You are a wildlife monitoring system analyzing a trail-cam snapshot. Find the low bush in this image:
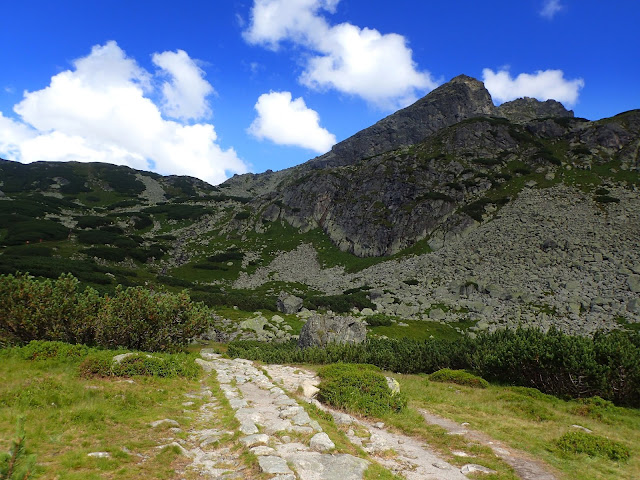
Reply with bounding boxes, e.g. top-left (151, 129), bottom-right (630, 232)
top-left (555, 431), bottom-right (630, 461)
top-left (303, 291), bottom-right (375, 313)
top-left (229, 327), bottom-right (640, 406)
top-left (79, 351), bottom-right (200, 378)
top-left (595, 195), bottom-right (620, 204)
top-left (95, 287), bottom-right (212, 352)
top-left (0, 274), bottom-right (213, 352)
top-left (429, 368), bottom-right (489, 388)
top-left (365, 315), bottom-right (393, 327)
top-left (317, 363), bottom-right (406, 417)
